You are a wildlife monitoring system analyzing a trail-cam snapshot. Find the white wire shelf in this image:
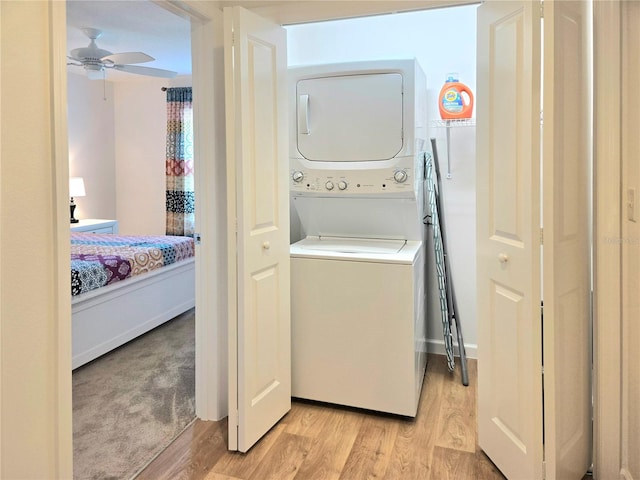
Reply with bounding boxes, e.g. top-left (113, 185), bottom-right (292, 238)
top-left (430, 118), bottom-right (476, 179)
top-left (431, 118), bottom-right (476, 128)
